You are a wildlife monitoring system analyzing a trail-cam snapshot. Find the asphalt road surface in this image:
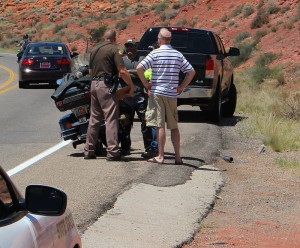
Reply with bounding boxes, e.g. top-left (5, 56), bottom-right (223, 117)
top-left (0, 53), bottom-right (224, 247)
